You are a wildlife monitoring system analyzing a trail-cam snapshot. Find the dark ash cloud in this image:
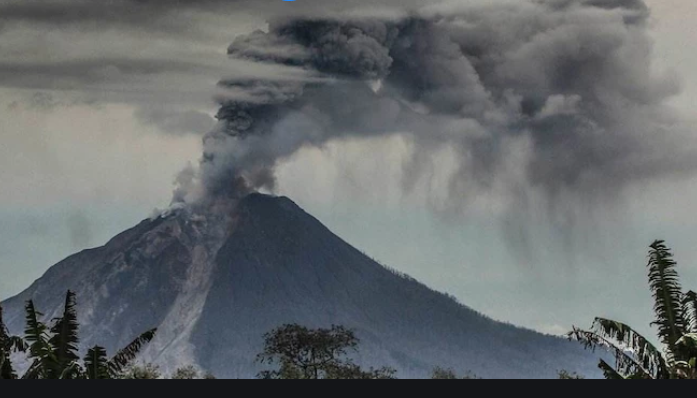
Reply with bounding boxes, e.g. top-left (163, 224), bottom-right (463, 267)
top-left (171, 0), bottom-right (692, 218)
top-left (0, 0), bottom-right (692, 224)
